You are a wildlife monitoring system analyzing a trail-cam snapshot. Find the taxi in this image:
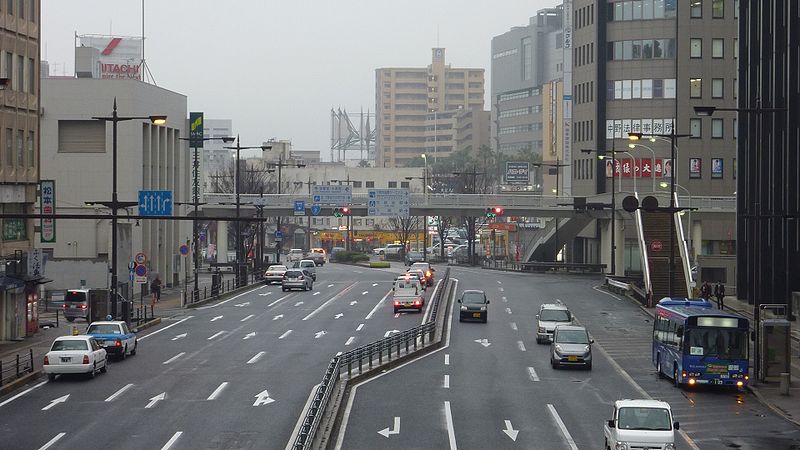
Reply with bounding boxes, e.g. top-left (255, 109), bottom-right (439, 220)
top-left (85, 319), bottom-right (138, 359)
